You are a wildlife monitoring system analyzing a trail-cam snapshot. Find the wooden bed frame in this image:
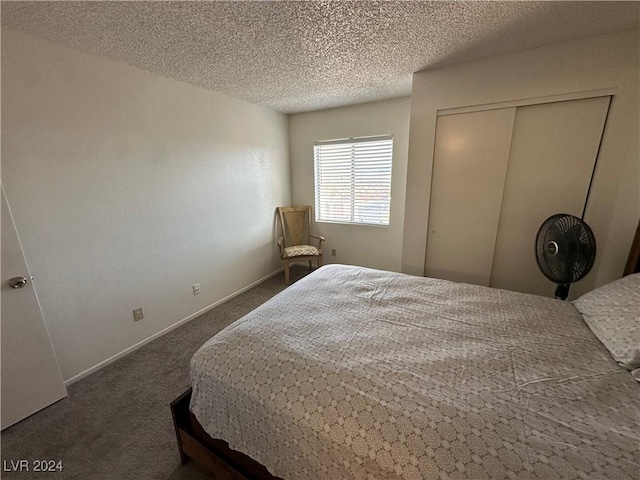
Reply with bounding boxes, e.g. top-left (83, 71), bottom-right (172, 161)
top-left (171, 388), bottom-right (280, 479)
top-left (623, 220), bottom-right (640, 276)
top-left (171, 219), bottom-right (640, 479)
